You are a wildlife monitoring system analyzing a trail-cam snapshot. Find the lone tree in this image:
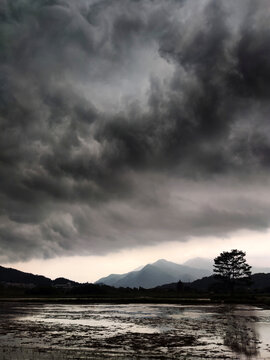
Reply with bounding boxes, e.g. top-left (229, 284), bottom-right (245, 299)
top-left (213, 249), bottom-right (252, 294)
